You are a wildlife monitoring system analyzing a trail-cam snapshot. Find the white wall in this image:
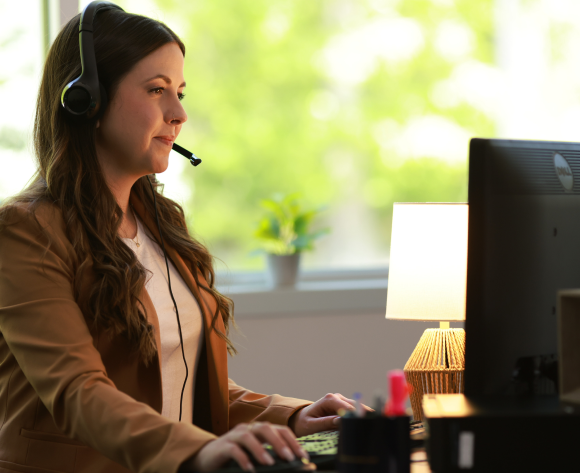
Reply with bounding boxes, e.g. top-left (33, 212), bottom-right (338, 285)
top-left (228, 310), bottom-right (463, 404)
